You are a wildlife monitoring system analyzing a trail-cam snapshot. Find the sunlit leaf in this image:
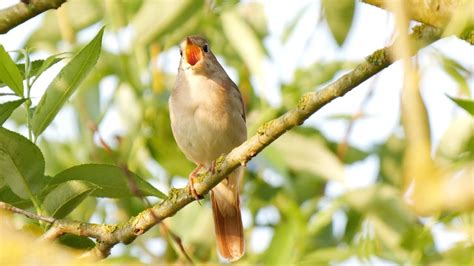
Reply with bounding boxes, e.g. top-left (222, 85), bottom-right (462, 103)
top-left (263, 195), bottom-right (305, 264)
top-left (446, 95), bottom-right (474, 115)
top-left (322, 0), bottom-right (356, 46)
top-left (50, 164), bottom-right (166, 198)
top-left (0, 186), bottom-right (32, 209)
top-left (270, 132), bottom-right (345, 181)
top-left (376, 135), bottom-right (405, 188)
top-left (300, 247), bottom-right (353, 264)
top-left (222, 9), bottom-right (266, 90)
top-left (31, 54), bottom-right (67, 81)
top-left (441, 55), bottom-right (470, 96)
top-left (238, 2), bottom-right (269, 39)
top-left (42, 180), bottom-right (97, 218)
top-left (169, 201), bottom-right (214, 245)
top-left (308, 200), bottom-right (342, 235)
top-left (132, 0), bottom-right (204, 46)
top-left (282, 5), bottom-right (309, 43)
top-left (435, 116), bottom-right (473, 163)
top-left (282, 61), bottom-right (354, 108)
top-left (0, 45), bottom-right (24, 96)
top-left (32, 27), bottom-right (104, 136)
top-left (0, 99), bottom-right (26, 125)
top-left (0, 127), bottom-right (45, 199)
top-left (344, 185), bottom-right (416, 248)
